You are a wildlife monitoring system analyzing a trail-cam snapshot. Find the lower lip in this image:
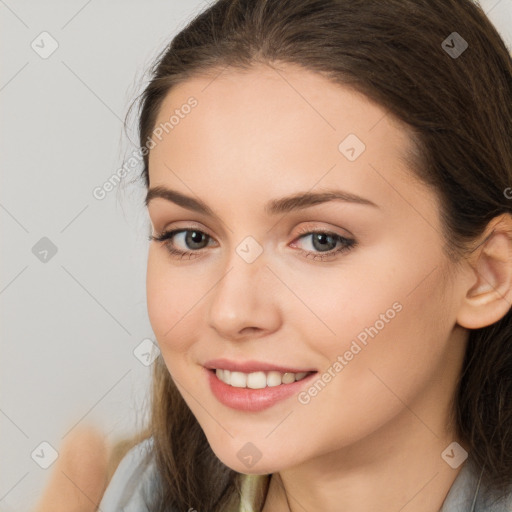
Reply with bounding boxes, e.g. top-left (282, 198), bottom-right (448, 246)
top-left (205, 368), bottom-right (317, 412)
